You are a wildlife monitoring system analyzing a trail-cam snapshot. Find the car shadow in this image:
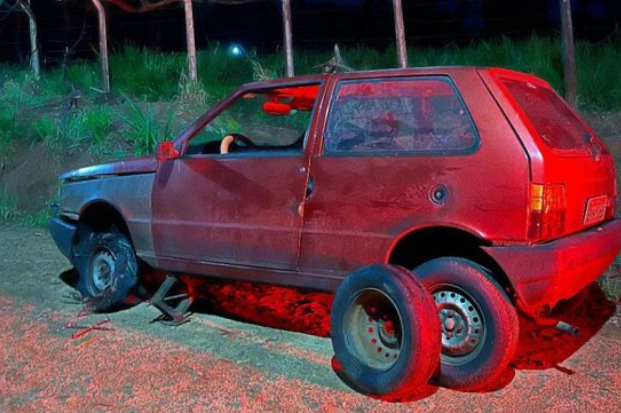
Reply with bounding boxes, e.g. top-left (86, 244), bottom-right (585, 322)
top-left (58, 269), bottom-right (617, 402)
